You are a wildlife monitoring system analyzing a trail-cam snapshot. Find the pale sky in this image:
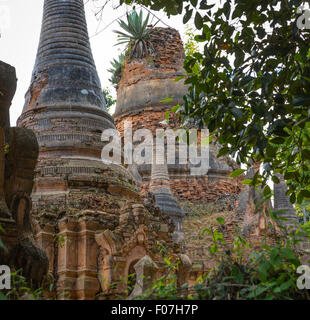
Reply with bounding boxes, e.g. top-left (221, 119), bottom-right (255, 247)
top-left (0, 0), bottom-right (187, 125)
